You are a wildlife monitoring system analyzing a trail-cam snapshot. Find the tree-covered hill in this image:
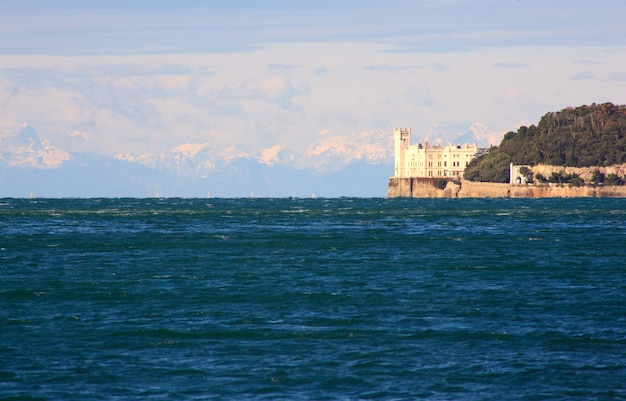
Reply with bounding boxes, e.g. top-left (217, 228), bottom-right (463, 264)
top-left (464, 103), bottom-right (626, 182)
